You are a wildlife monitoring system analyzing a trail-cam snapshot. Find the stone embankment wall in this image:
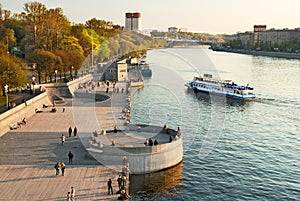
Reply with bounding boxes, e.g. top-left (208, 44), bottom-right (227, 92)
top-left (88, 125), bottom-right (183, 174)
top-left (0, 74), bottom-right (94, 137)
top-left (0, 92), bottom-right (51, 137)
top-left (43, 74), bottom-right (93, 100)
top-left (102, 138), bottom-right (183, 174)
